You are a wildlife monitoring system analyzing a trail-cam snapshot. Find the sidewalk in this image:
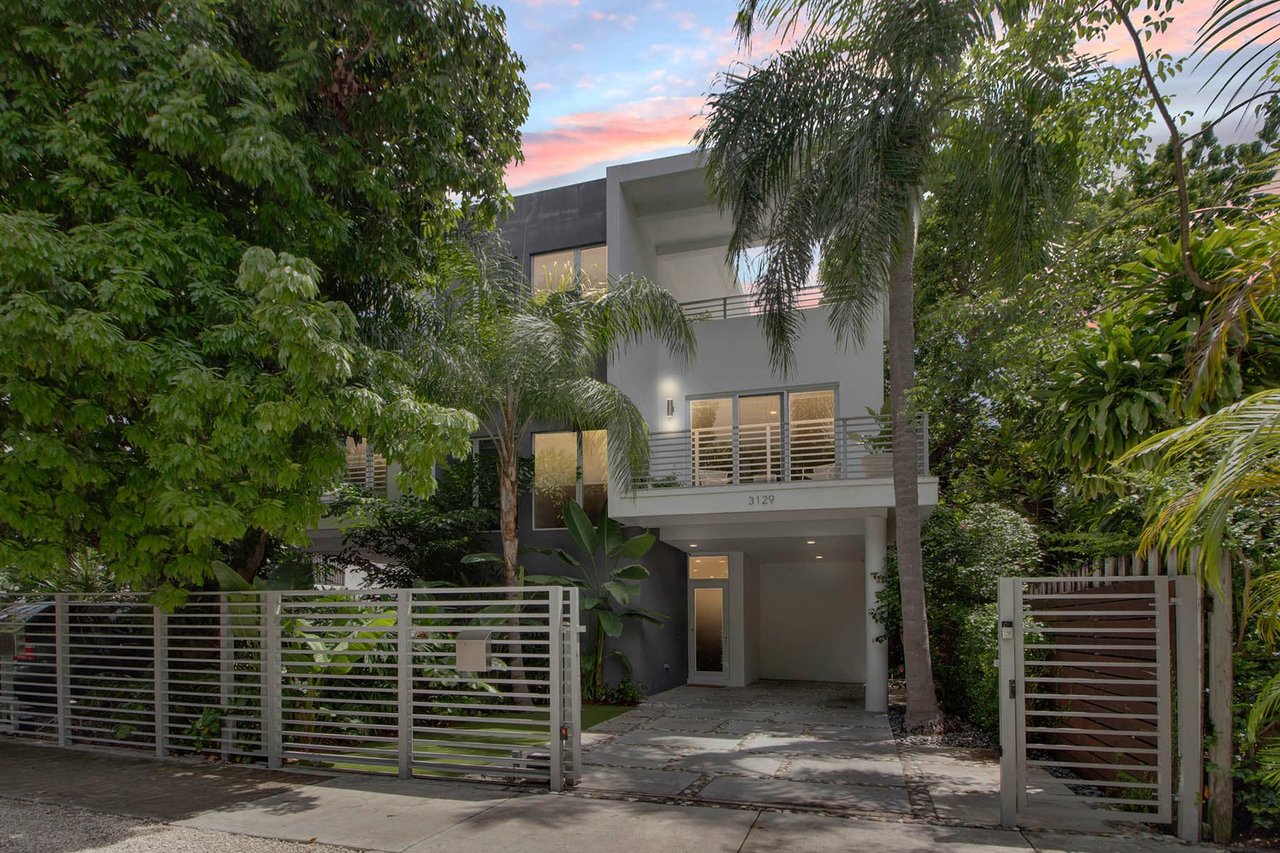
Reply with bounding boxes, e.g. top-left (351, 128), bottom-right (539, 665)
top-left (1, 739), bottom-right (1220, 853)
